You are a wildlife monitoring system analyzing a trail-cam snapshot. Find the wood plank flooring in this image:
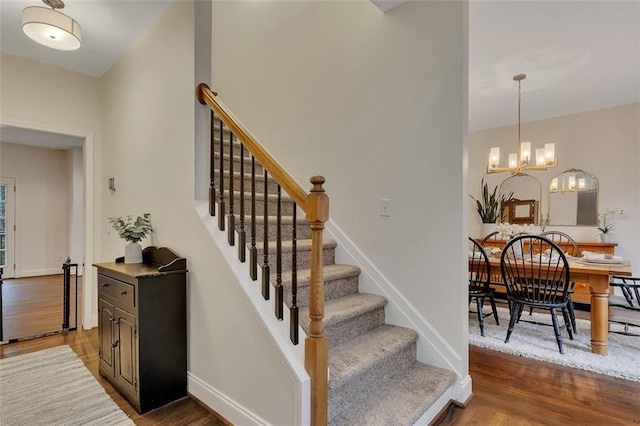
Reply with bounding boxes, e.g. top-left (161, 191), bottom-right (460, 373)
top-left (437, 344), bottom-right (640, 425)
top-left (0, 328), bottom-right (228, 425)
top-left (1, 274), bottom-right (81, 340)
top-left (2, 281), bottom-right (638, 425)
